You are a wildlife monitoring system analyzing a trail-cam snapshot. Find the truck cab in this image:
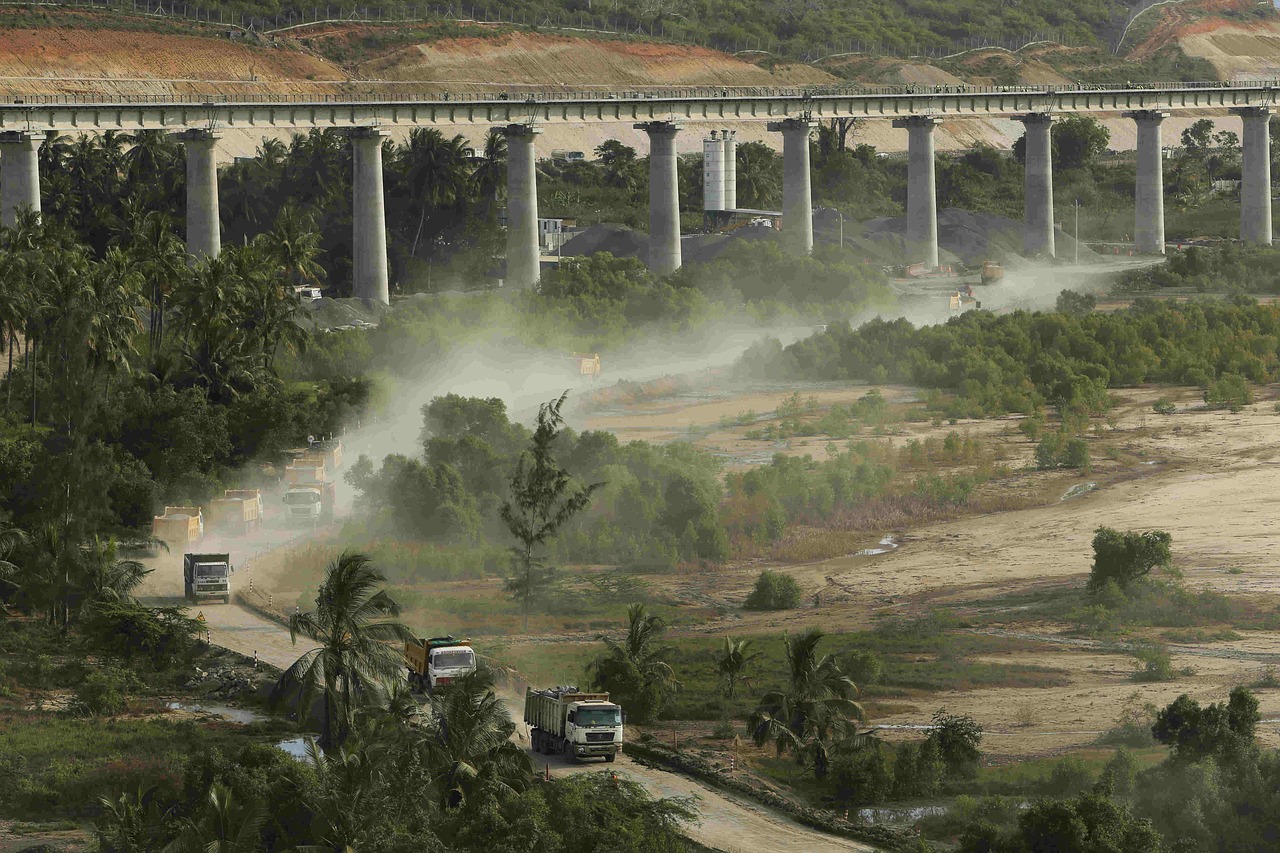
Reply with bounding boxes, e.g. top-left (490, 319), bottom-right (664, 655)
top-left (283, 482), bottom-right (334, 526)
top-left (565, 699), bottom-right (624, 760)
top-left (183, 553), bottom-right (232, 603)
top-left (428, 643), bottom-right (477, 689)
